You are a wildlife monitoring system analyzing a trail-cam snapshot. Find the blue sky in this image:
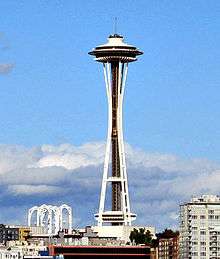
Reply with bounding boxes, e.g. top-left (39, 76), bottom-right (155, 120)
top-left (0, 1), bottom-right (220, 159)
top-left (1, 1), bottom-right (220, 229)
